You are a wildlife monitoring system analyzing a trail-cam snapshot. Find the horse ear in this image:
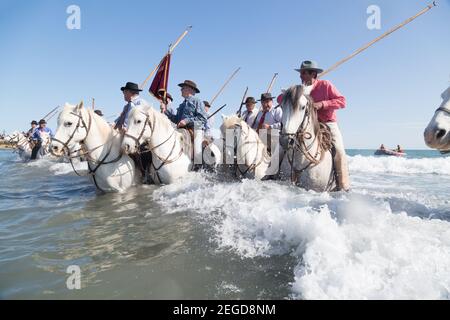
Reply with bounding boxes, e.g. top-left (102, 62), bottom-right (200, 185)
top-left (77, 101), bottom-right (84, 110)
top-left (221, 114), bottom-right (227, 121)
